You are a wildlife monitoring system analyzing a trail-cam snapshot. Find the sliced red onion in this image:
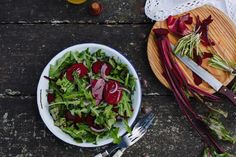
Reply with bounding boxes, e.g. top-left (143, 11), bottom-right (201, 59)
top-left (76, 68), bottom-right (81, 75)
top-left (109, 82), bottom-right (118, 94)
top-left (90, 126), bottom-right (105, 133)
top-left (86, 84), bottom-right (91, 90)
top-left (95, 99), bottom-right (101, 105)
top-left (116, 90), bottom-right (122, 103)
top-left (101, 63), bottom-right (108, 79)
top-left (91, 79), bottom-right (106, 105)
top-left (119, 87), bottom-right (130, 94)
